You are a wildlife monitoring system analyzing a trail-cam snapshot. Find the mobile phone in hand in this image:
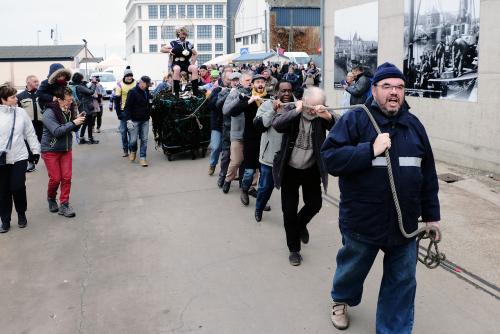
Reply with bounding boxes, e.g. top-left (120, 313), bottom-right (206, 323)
top-left (341, 80), bottom-right (347, 86)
